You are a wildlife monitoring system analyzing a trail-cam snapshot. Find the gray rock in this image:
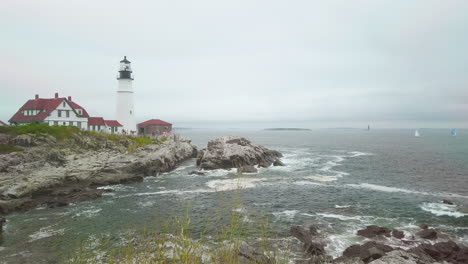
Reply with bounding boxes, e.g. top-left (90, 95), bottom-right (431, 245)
top-left (189, 170), bottom-right (205, 176)
top-left (11, 134), bottom-right (36, 147)
top-left (273, 159), bottom-right (285, 166)
top-left (369, 250), bottom-right (431, 264)
top-left (291, 225), bottom-right (326, 257)
top-left (341, 241), bottom-right (393, 263)
top-left (237, 241), bottom-right (272, 264)
top-left (417, 228), bottom-right (438, 240)
top-left (196, 136), bottom-right (283, 170)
